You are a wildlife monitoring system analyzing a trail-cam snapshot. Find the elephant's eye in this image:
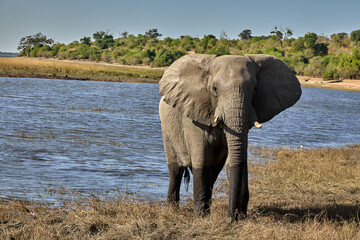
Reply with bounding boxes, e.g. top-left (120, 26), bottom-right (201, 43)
top-left (212, 86), bottom-right (218, 95)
